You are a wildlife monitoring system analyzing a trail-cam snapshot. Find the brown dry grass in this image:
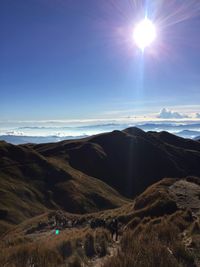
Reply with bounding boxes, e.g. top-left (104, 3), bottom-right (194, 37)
top-left (0, 226), bottom-right (111, 267)
top-left (103, 215), bottom-right (196, 267)
top-left (1, 177), bottom-right (200, 266)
